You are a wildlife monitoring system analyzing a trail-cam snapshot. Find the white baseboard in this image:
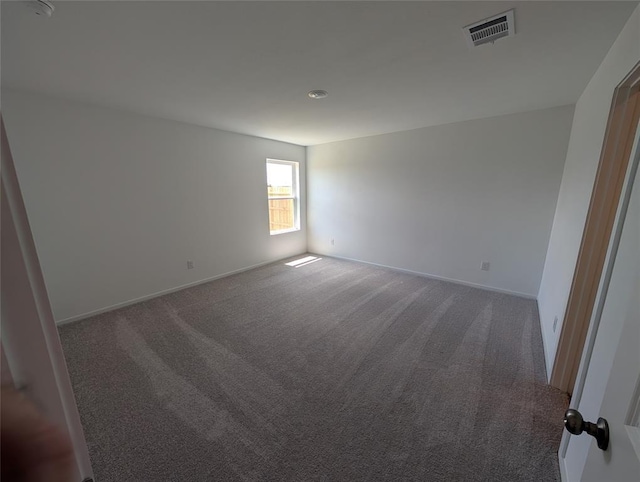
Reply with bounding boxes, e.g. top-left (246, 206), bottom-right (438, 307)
top-left (58, 251), bottom-right (536, 325)
top-left (558, 451), bottom-right (568, 482)
top-left (56, 253), bottom-right (307, 325)
top-left (314, 253), bottom-right (537, 300)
